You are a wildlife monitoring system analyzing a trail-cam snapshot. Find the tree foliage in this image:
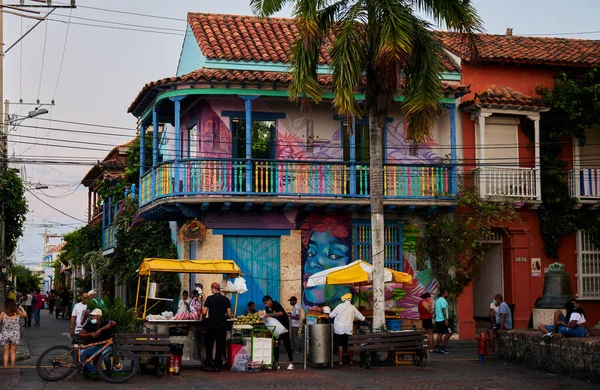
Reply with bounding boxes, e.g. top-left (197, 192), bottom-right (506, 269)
top-left (10, 264), bottom-right (42, 293)
top-left (418, 189), bottom-right (522, 298)
top-left (59, 224), bottom-right (102, 267)
top-left (1, 169), bottom-right (28, 259)
top-left (523, 68), bottom-right (600, 257)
